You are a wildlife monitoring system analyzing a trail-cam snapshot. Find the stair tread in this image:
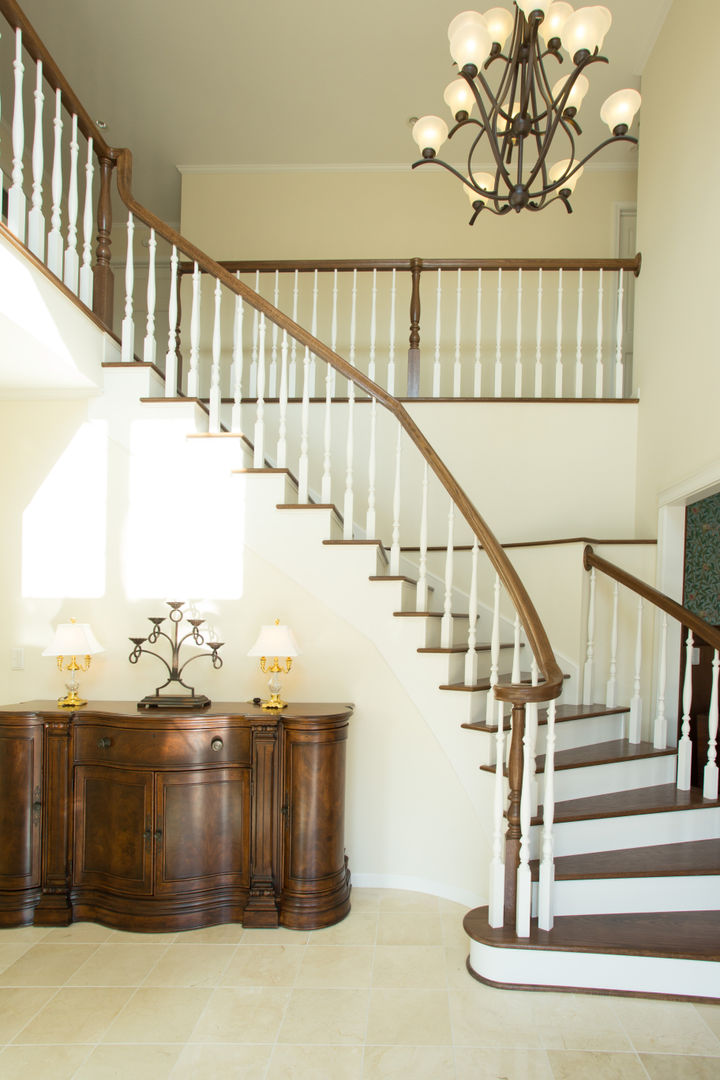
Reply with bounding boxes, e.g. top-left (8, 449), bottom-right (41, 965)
top-left (530, 838), bottom-right (720, 881)
top-left (463, 702), bottom-right (630, 733)
top-left (322, 539), bottom-right (389, 564)
top-left (442, 671), bottom-right (553, 693)
top-left (277, 501), bottom-right (344, 524)
top-left (394, 611), bottom-right (469, 619)
top-left (534, 783), bottom-right (720, 825)
top-left (418, 643), bottom-right (513, 655)
top-left (535, 739), bottom-right (676, 773)
top-left (464, 905), bottom-right (720, 962)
